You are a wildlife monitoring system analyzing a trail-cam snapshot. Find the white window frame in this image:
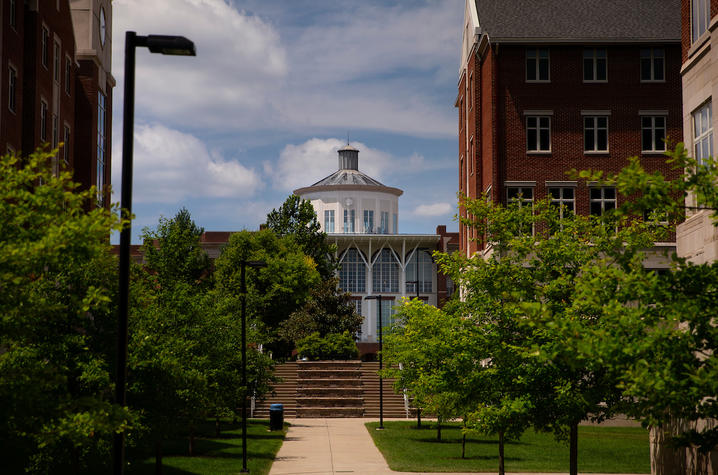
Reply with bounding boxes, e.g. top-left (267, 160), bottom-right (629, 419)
top-left (640, 48), bottom-right (665, 82)
top-left (380, 211), bottom-right (389, 234)
top-left (41, 25), bottom-right (49, 69)
top-left (583, 115), bottom-right (609, 153)
top-left (343, 209), bottom-right (355, 233)
top-left (583, 48), bottom-right (607, 82)
top-left (526, 115), bottom-right (551, 153)
top-left (40, 99), bottom-right (48, 142)
top-left (53, 39), bottom-right (61, 83)
top-left (65, 55), bottom-right (72, 95)
top-left (9, 0), bottom-right (16, 30)
top-left (590, 187), bottom-right (617, 216)
top-left (693, 102), bottom-right (714, 165)
top-left (8, 65), bottom-right (17, 113)
top-left (363, 209), bottom-right (374, 233)
top-left (641, 114), bottom-right (667, 153)
top-left (526, 48), bottom-right (550, 82)
top-left (339, 249), bottom-right (366, 293)
top-left (692, 0), bottom-right (710, 44)
top-left (324, 210), bottom-right (335, 233)
top-left (406, 249), bottom-right (433, 294)
top-left (506, 185), bottom-right (535, 235)
top-left (63, 124), bottom-right (71, 165)
top-left (372, 248), bottom-right (399, 293)
top-left (548, 186), bottom-right (576, 220)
